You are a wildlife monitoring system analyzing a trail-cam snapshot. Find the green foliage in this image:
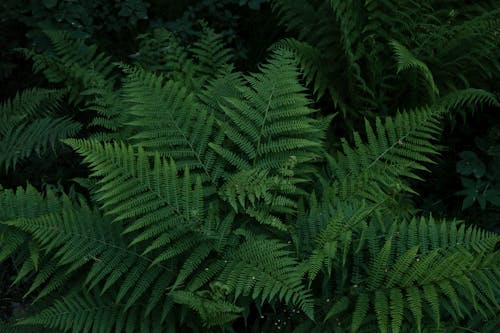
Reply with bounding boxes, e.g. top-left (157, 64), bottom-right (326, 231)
top-left (0, 88), bottom-right (81, 172)
top-left (3, 0), bottom-right (148, 37)
top-left (456, 127), bottom-right (500, 210)
top-left (1, 10), bottom-right (499, 333)
top-left (133, 26), bottom-right (233, 91)
top-left (158, 0), bottom-right (266, 43)
top-left (271, 0), bottom-right (500, 123)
